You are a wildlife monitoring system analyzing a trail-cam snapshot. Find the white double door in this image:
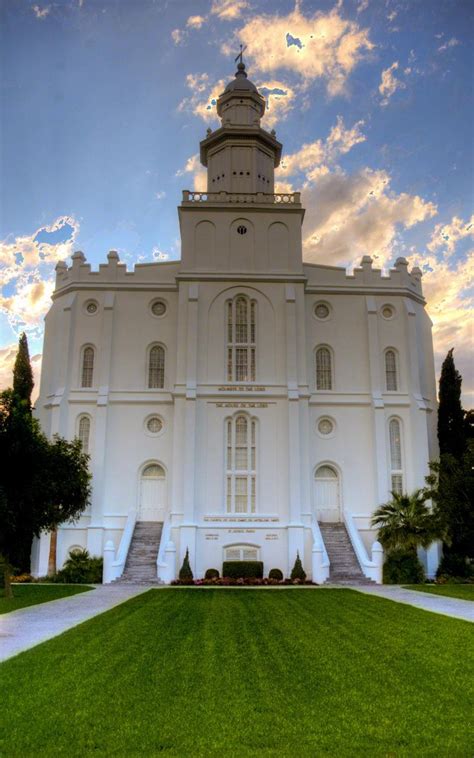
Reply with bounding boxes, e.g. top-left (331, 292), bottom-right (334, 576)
top-left (314, 465), bottom-right (341, 523)
top-left (139, 464), bottom-right (166, 522)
